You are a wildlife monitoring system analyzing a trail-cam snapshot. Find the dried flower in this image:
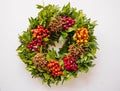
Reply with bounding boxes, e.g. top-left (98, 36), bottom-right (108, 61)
top-left (33, 53), bottom-right (48, 70)
top-left (68, 44), bottom-right (84, 59)
top-left (49, 16), bottom-right (63, 33)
